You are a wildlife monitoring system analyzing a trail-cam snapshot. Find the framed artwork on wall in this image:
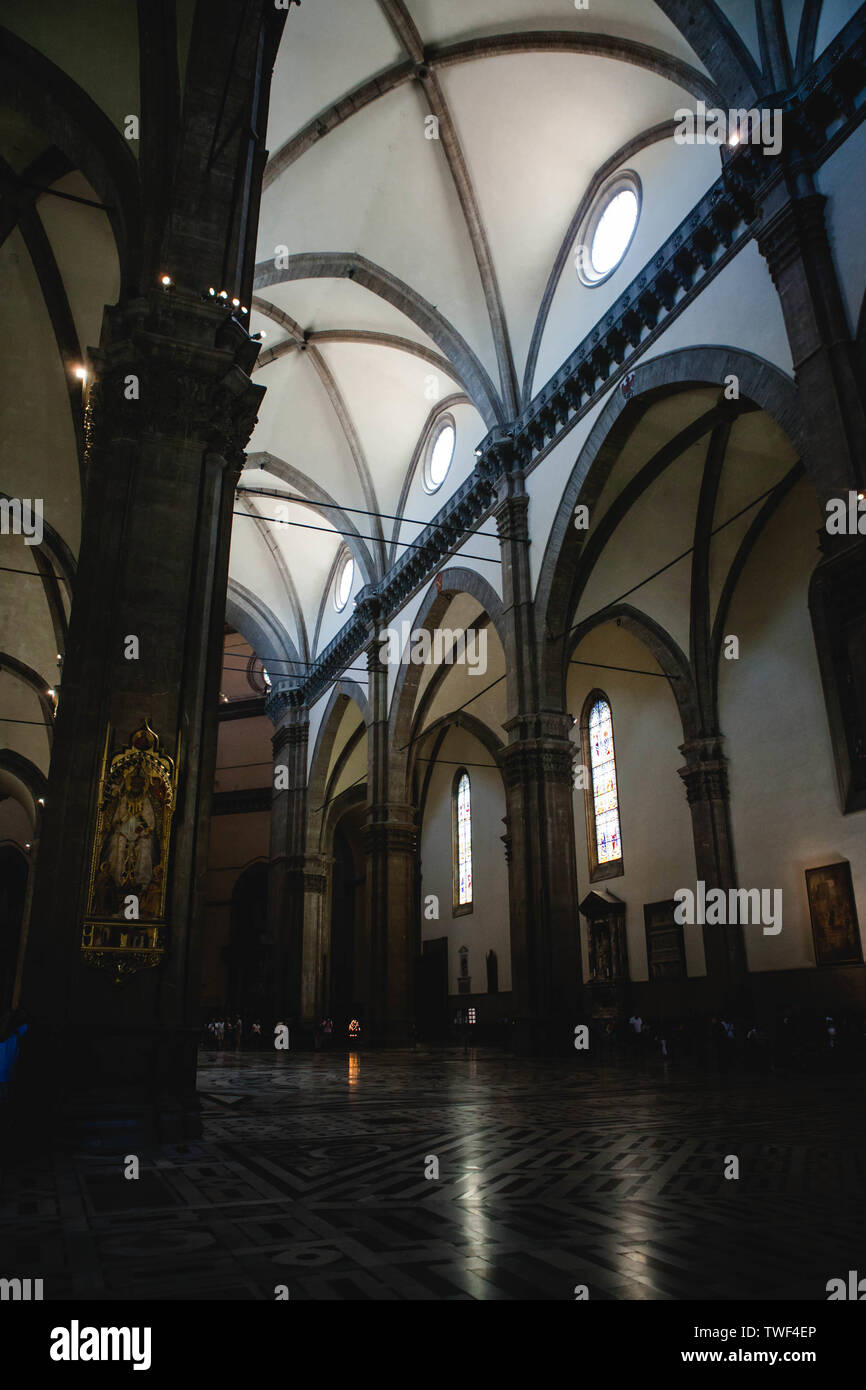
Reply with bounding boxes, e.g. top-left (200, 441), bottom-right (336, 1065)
top-left (644, 900), bottom-right (687, 980)
top-left (805, 861), bottom-right (862, 966)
